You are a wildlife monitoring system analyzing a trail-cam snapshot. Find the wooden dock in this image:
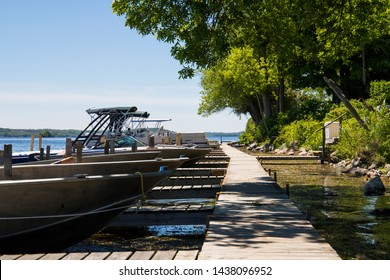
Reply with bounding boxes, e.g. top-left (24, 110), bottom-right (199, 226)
top-left (0, 145), bottom-right (340, 260)
top-left (197, 144), bottom-right (340, 260)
